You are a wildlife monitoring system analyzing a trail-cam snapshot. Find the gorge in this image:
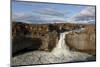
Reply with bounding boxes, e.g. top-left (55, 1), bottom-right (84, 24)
top-left (12, 22), bottom-right (96, 65)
